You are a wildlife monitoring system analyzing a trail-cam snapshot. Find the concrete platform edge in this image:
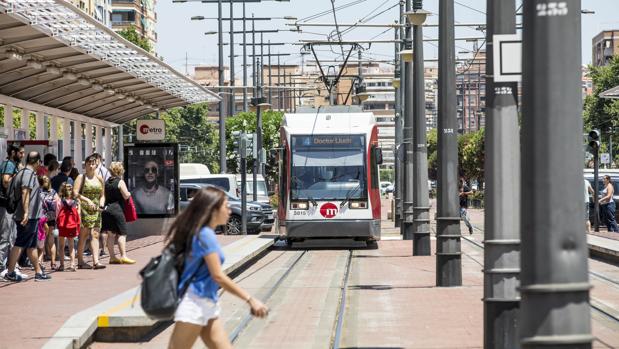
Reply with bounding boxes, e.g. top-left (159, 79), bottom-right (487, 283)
top-left (41, 235), bottom-right (274, 349)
